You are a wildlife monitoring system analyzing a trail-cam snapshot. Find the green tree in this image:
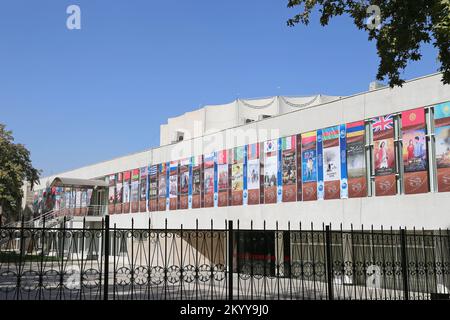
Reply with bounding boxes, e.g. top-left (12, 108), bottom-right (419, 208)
top-left (0, 124), bottom-right (40, 223)
top-left (287, 0), bottom-right (450, 87)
